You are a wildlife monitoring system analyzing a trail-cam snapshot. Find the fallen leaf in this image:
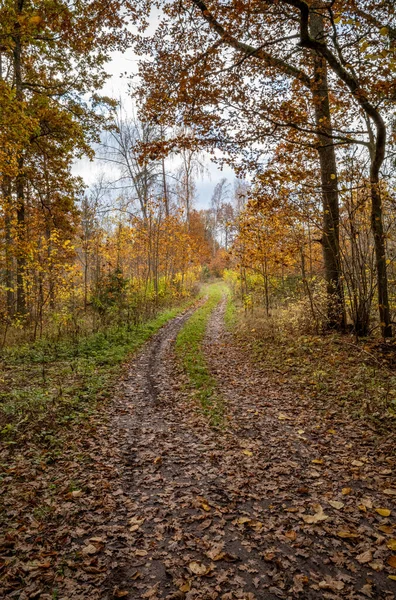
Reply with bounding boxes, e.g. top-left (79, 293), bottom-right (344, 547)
top-left (312, 459), bottom-right (323, 465)
top-left (329, 501), bottom-right (344, 510)
top-left (387, 539), bottom-right (396, 551)
top-left (388, 575), bottom-right (396, 581)
top-left (369, 561), bottom-right (383, 571)
top-left (210, 552), bottom-right (225, 561)
top-left (327, 429), bottom-right (336, 434)
top-left (129, 516), bottom-right (145, 532)
top-left (360, 583), bottom-right (373, 597)
top-left (302, 504), bottom-right (329, 524)
top-left (379, 525), bottom-right (393, 534)
top-left (352, 460), bottom-right (364, 467)
top-left (278, 413), bottom-right (290, 420)
top-left (356, 550), bottom-right (372, 564)
top-left (179, 582), bottom-right (191, 592)
top-left (199, 519), bottom-right (212, 530)
top-left (82, 544), bottom-right (98, 555)
top-left (375, 508), bottom-right (391, 517)
top-left (285, 530), bottom-right (297, 541)
top-left (235, 516), bottom-right (251, 526)
top-left (297, 429), bottom-right (305, 435)
top-left (207, 543), bottom-right (224, 560)
top-left (189, 561), bottom-right (210, 576)
top-left (114, 591), bottom-right (129, 598)
top-left (337, 530), bottom-right (359, 539)
top-left (142, 585), bottom-right (159, 599)
top-left (318, 577), bottom-right (345, 591)
top-left (222, 552), bottom-right (239, 562)
top-left (71, 490), bottom-right (83, 498)
top-left (89, 537), bottom-right (104, 543)
top-left (388, 556), bottom-right (396, 569)
top-left (361, 498), bottom-right (373, 509)
top-left (293, 574), bottom-right (309, 592)
top-left (308, 469), bottom-right (321, 478)
top-left (384, 489), bottom-right (396, 496)
top-left (342, 487), bottom-right (352, 495)
top-left (201, 502), bottom-right (211, 512)
top-left (248, 520), bottom-right (263, 531)
top-left (242, 449), bottom-right (253, 457)
top-left (135, 549), bottom-right (148, 557)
